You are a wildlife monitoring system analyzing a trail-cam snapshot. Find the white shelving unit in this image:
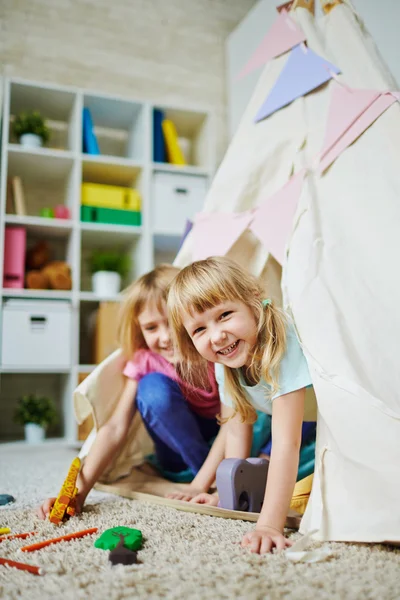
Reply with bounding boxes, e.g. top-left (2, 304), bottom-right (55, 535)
top-left (0, 77), bottom-right (215, 443)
